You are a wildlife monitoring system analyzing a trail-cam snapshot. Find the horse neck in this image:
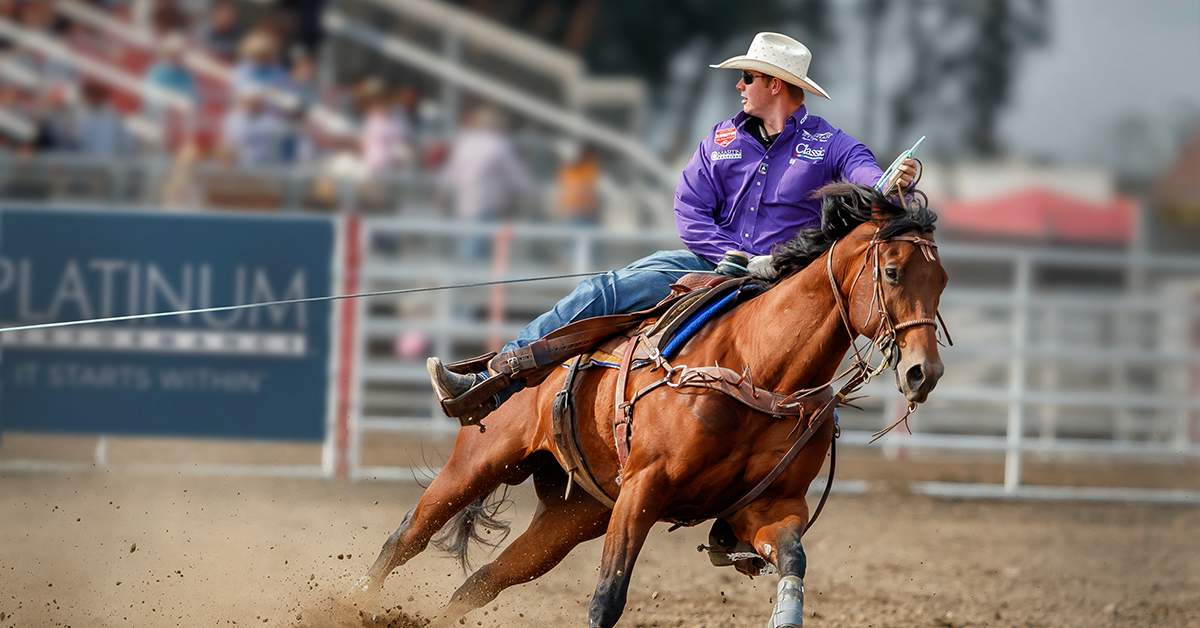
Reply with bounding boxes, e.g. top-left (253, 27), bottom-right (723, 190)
top-left (719, 244), bottom-right (866, 393)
